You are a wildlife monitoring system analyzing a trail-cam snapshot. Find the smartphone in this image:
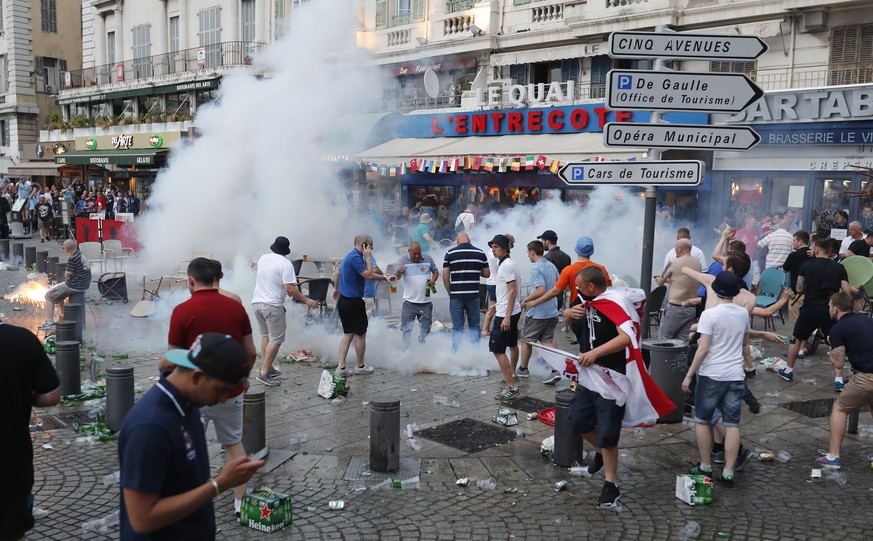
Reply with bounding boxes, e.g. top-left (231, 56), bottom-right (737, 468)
top-left (250, 446), bottom-right (270, 461)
